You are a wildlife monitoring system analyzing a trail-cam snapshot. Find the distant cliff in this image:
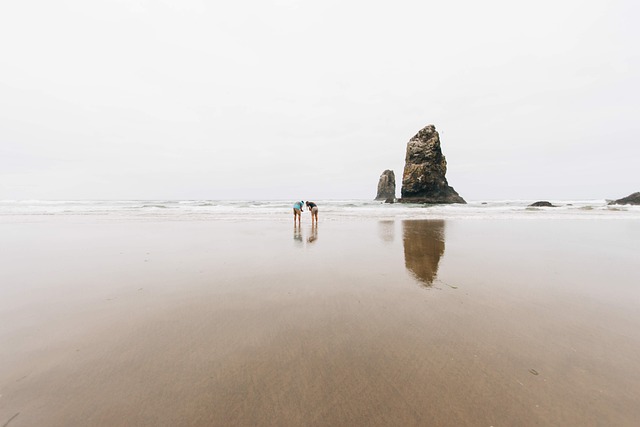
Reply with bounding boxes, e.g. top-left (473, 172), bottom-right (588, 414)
top-left (375, 170), bottom-right (396, 201)
top-left (400, 125), bottom-right (465, 204)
